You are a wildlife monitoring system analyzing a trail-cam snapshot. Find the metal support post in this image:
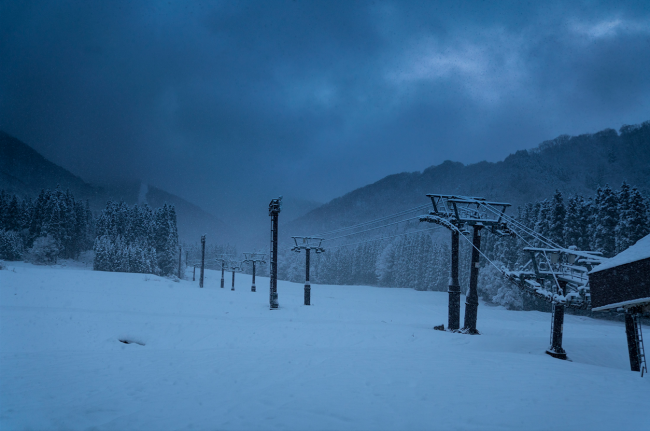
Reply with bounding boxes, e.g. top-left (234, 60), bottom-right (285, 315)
top-left (252, 261), bottom-right (256, 292)
top-left (231, 269), bottom-right (235, 291)
top-left (269, 197), bottom-right (281, 309)
top-left (547, 303), bottom-right (567, 359)
top-left (448, 229), bottom-right (461, 330)
top-left (463, 225), bottom-right (482, 334)
top-left (546, 280), bottom-right (567, 359)
top-left (304, 248), bottom-right (311, 305)
top-left (193, 265), bottom-right (196, 281)
top-left (178, 246), bottom-right (182, 279)
top-left (625, 312), bottom-right (641, 372)
top-left (270, 212), bottom-right (279, 308)
top-left (199, 235), bottom-right (205, 288)
top-left (243, 253), bottom-right (265, 292)
top-left (221, 262), bottom-right (225, 288)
